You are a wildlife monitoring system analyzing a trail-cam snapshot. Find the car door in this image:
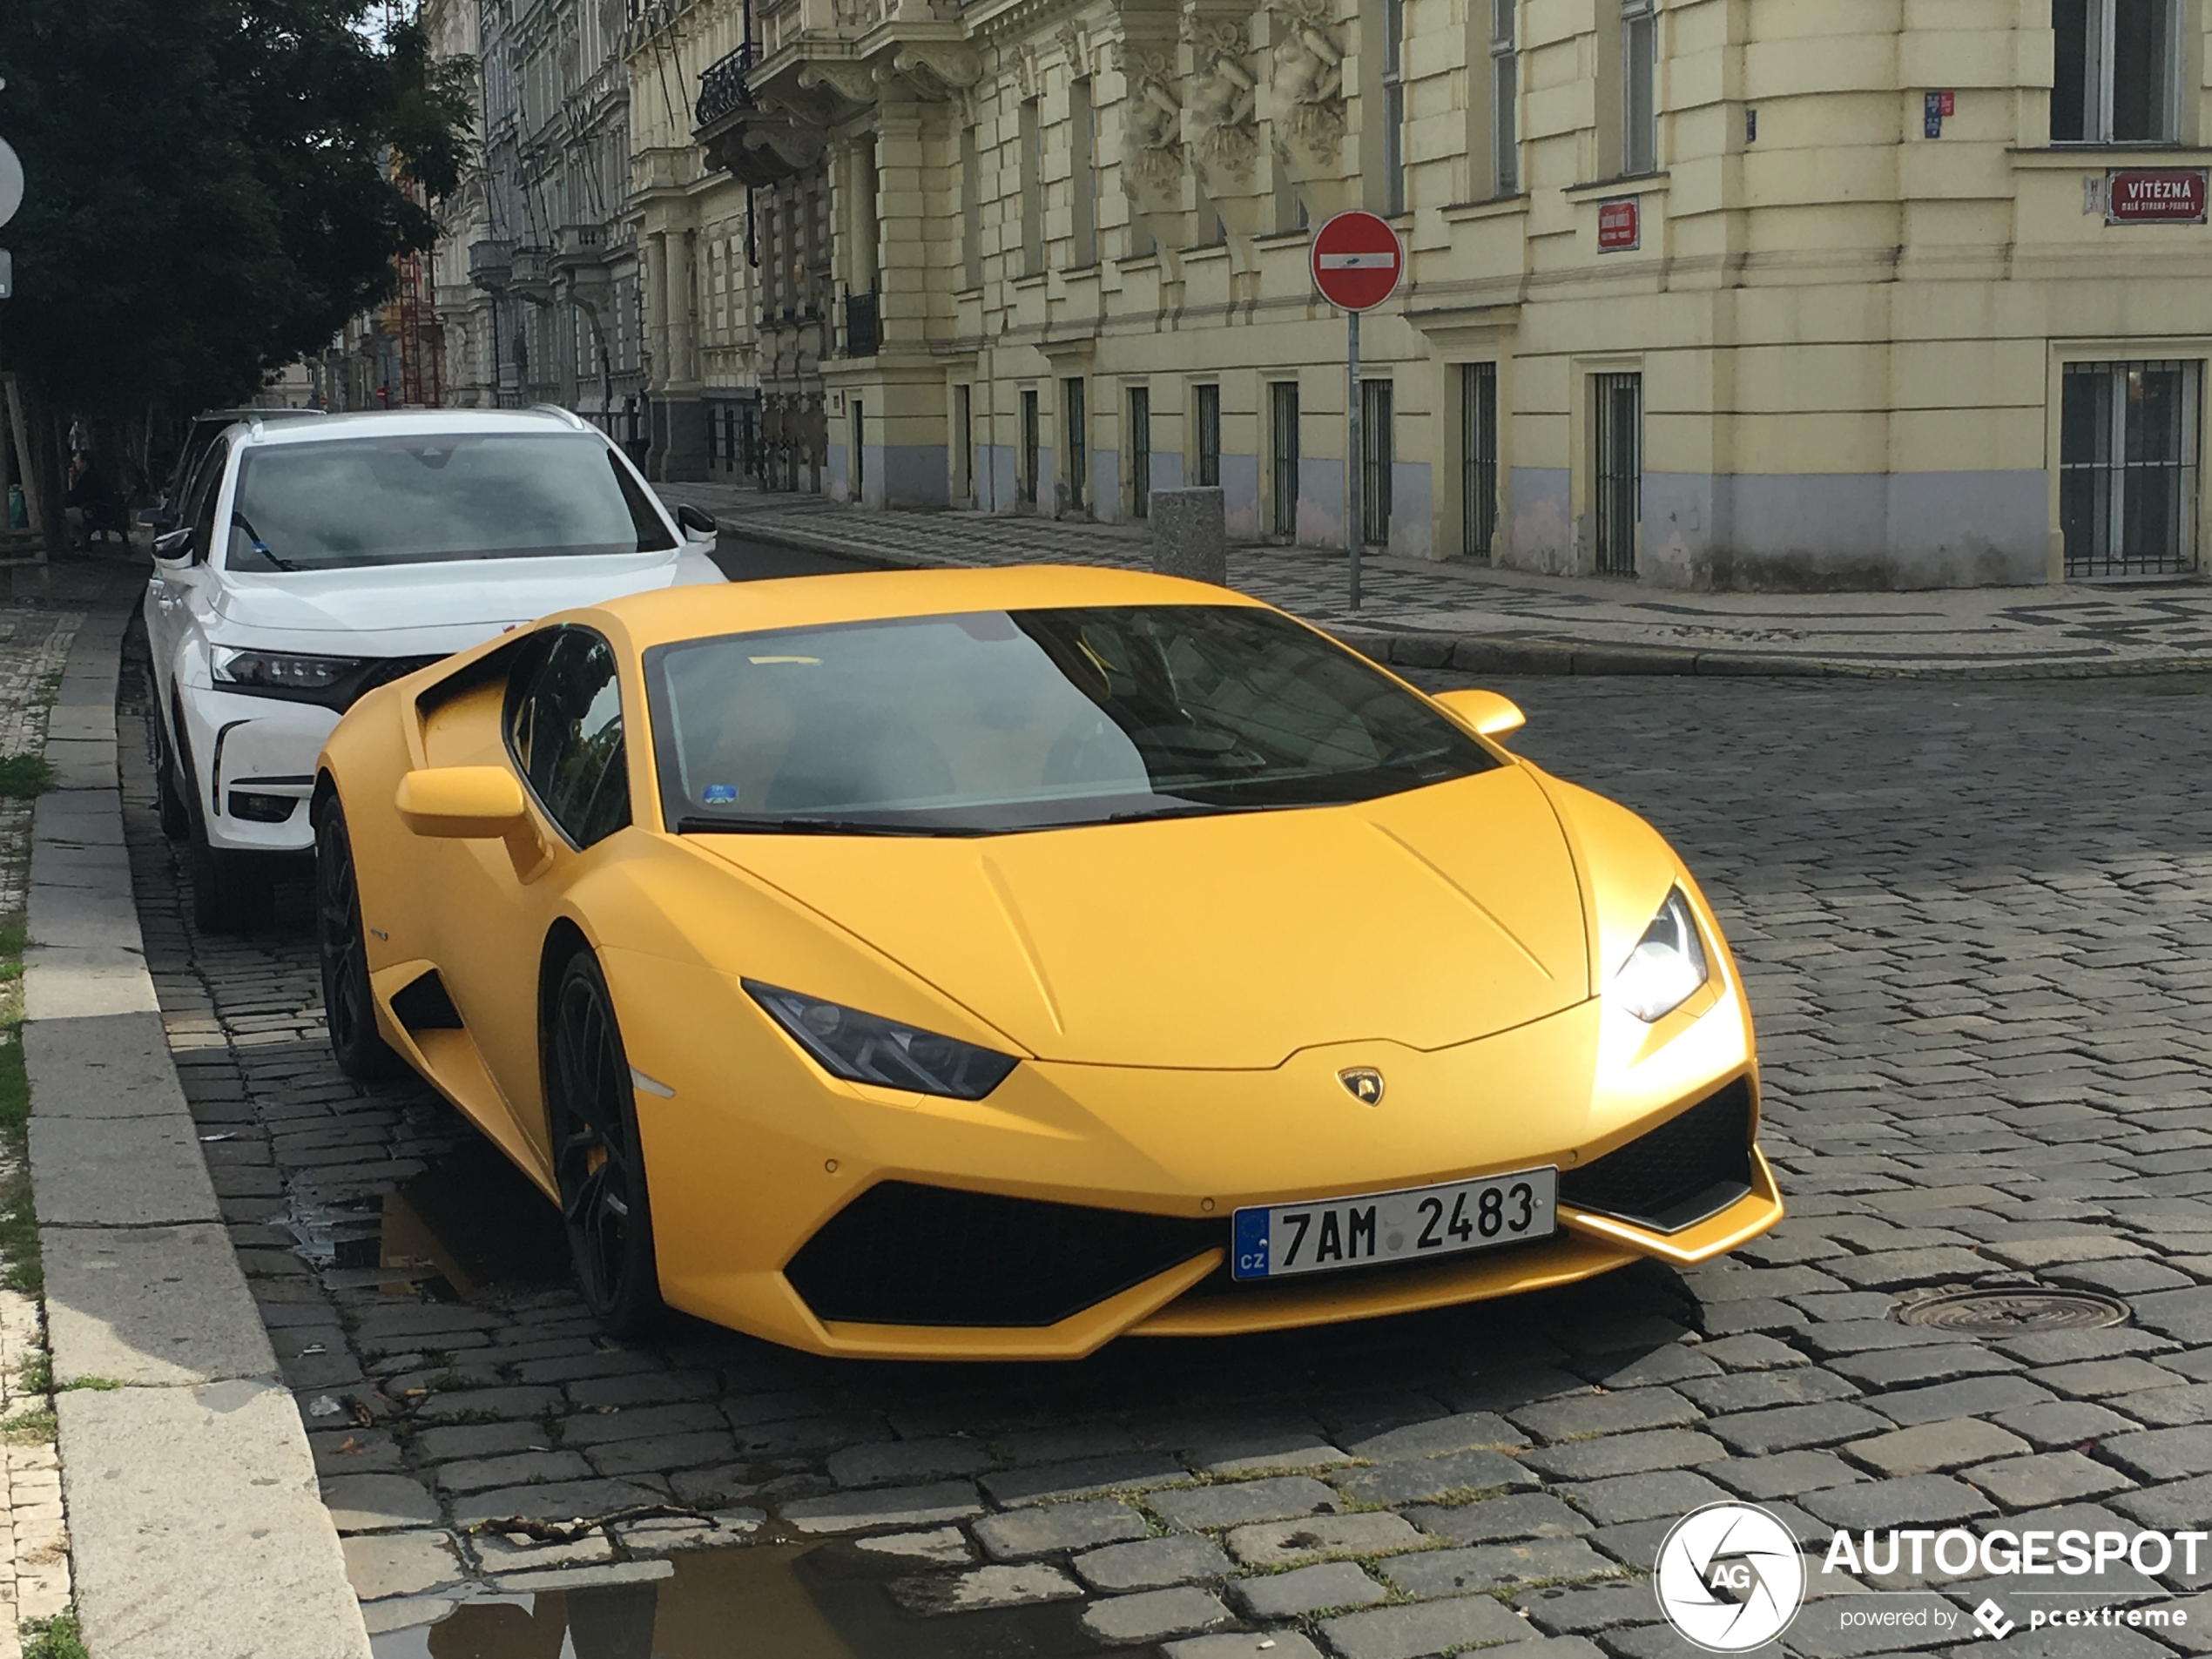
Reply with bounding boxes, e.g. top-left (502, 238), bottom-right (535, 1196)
top-left (423, 625), bottom-right (634, 1169)
top-left (149, 438), bottom-right (231, 741)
